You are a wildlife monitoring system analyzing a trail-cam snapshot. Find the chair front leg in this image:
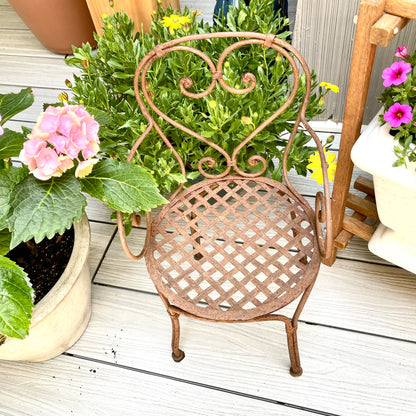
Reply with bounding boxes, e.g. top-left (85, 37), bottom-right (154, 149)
top-left (168, 310), bottom-right (185, 362)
